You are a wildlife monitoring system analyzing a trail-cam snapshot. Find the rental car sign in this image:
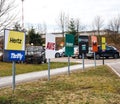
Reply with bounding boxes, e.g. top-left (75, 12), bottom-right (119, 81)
top-left (45, 34), bottom-right (55, 59)
top-left (4, 29), bottom-right (25, 61)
